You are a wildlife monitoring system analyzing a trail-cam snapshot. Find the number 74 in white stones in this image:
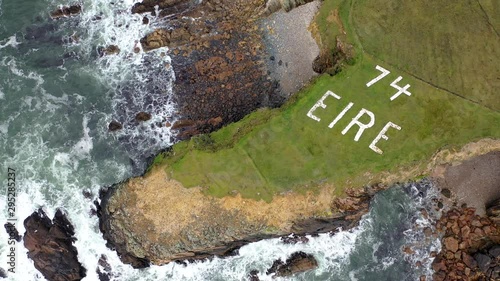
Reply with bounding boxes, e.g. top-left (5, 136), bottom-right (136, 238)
top-left (366, 65), bottom-right (412, 101)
